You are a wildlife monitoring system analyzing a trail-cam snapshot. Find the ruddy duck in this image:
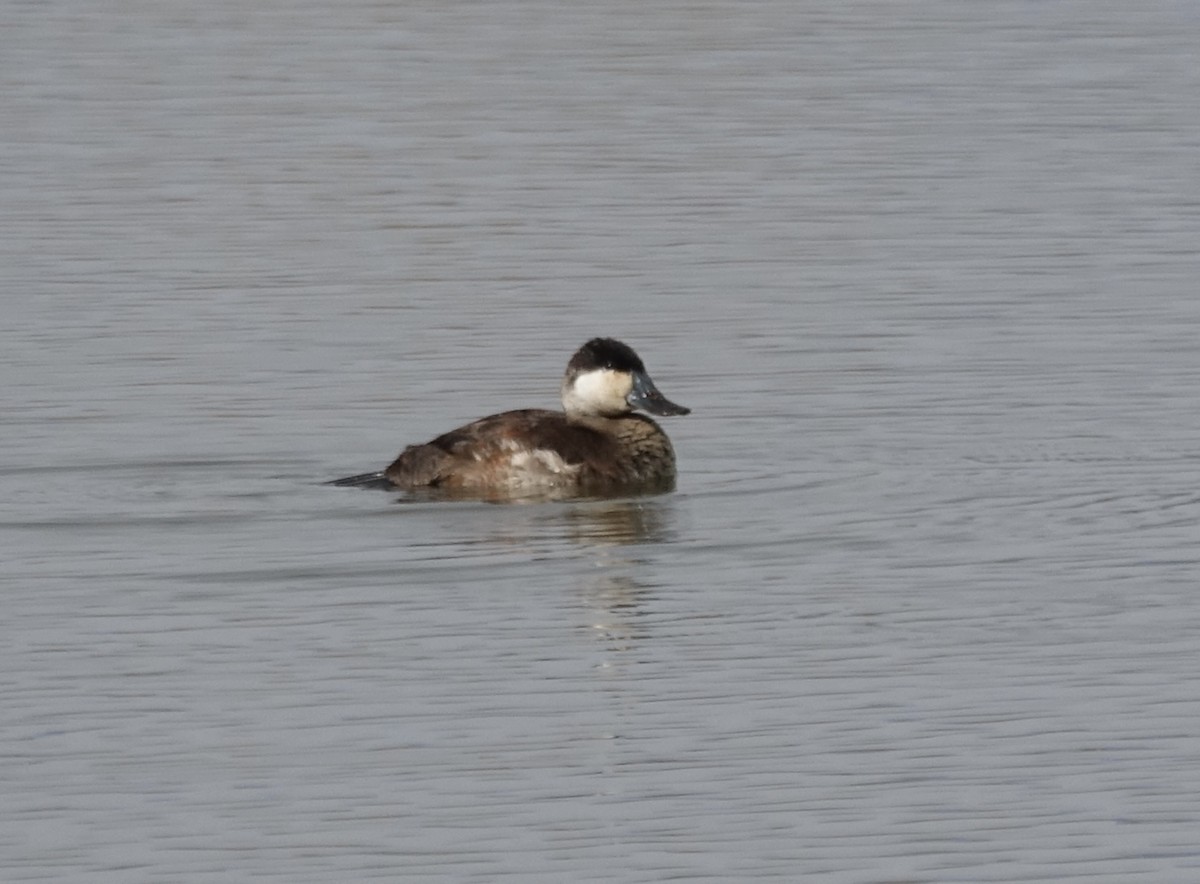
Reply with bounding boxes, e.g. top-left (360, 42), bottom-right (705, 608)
top-left (329, 338), bottom-right (690, 499)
